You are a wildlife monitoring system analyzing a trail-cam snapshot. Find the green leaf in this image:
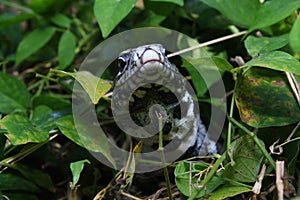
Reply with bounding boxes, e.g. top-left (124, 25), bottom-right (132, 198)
top-left (52, 70), bottom-right (111, 104)
top-left (222, 135), bottom-right (264, 182)
top-left (70, 159), bottom-right (91, 185)
top-left (58, 31), bottom-right (76, 69)
top-left (148, 0), bottom-right (184, 6)
top-left (208, 186), bottom-right (252, 200)
top-left (0, 72), bottom-right (30, 114)
top-left (74, 71), bottom-right (111, 104)
top-left (235, 67), bottom-right (300, 128)
top-left (55, 115), bottom-right (84, 147)
top-left (0, 13), bottom-right (36, 30)
top-left (50, 13), bottom-right (71, 28)
top-left (56, 115), bottom-right (115, 167)
top-left (32, 95), bottom-right (71, 111)
top-left (178, 37), bottom-right (227, 96)
top-left (0, 114), bottom-right (49, 145)
top-left (244, 51), bottom-right (300, 75)
top-left (245, 34), bottom-right (289, 57)
top-left (0, 129), bottom-right (7, 133)
top-left (31, 105), bottom-right (70, 130)
top-left (94, 0), bottom-right (137, 38)
top-left (0, 172), bottom-right (40, 192)
top-left (249, 0), bottom-right (300, 32)
top-left (16, 27), bottom-right (56, 65)
top-left (28, 0), bottom-right (56, 13)
top-left (201, 0), bottom-right (261, 27)
top-left (12, 164), bottom-right (56, 192)
top-left (175, 161), bottom-right (224, 198)
top-left (211, 56), bottom-right (234, 72)
top-left (3, 193), bottom-right (38, 200)
top-left (290, 16), bottom-right (300, 55)
top-left (183, 57), bottom-right (226, 96)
